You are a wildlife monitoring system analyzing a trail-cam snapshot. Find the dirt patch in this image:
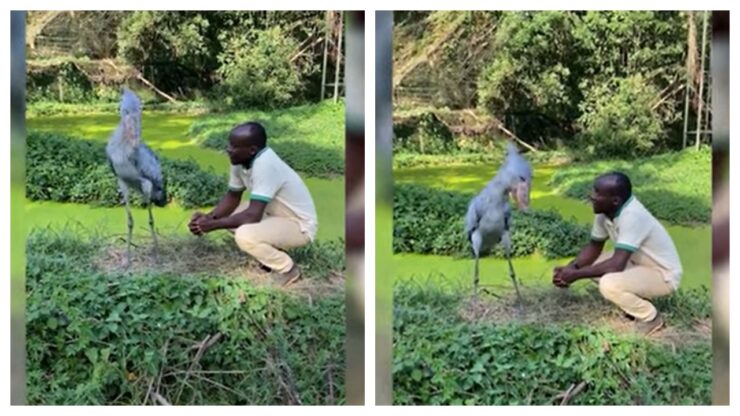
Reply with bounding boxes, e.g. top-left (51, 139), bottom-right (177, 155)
top-left (95, 234), bottom-right (344, 298)
top-left (459, 285), bottom-right (711, 346)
